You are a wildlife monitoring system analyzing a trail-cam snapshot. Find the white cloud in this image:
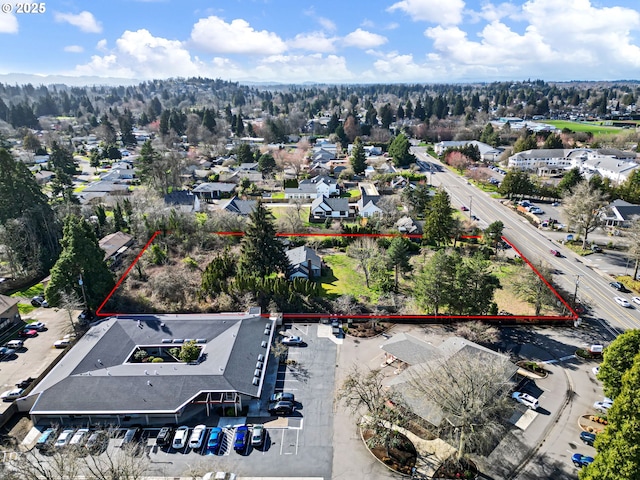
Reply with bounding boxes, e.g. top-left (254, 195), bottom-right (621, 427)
top-left (54, 11), bottom-right (102, 33)
top-left (253, 54), bottom-right (354, 83)
top-left (190, 16), bottom-right (287, 55)
top-left (72, 29), bottom-right (203, 78)
top-left (0, 12), bottom-right (18, 33)
top-left (64, 45), bottom-right (84, 53)
top-left (287, 32), bottom-right (337, 52)
top-left (363, 51), bottom-right (446, 82)
top-left (387, 0), bottom-right (465, 26)
top-left (96, 39), bottom-right (108, 52)
top-left (318, 17), bottom-right (337, 32)
top-left (471, 2), bottom-right (520, 23)
top-left (343, 29), bottom-right (388, 49)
